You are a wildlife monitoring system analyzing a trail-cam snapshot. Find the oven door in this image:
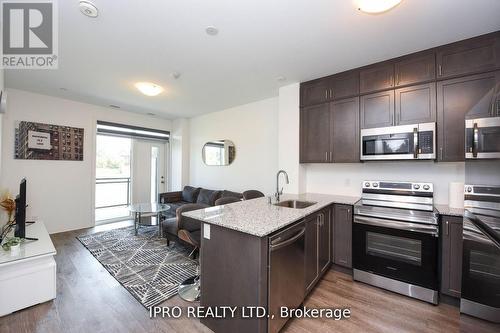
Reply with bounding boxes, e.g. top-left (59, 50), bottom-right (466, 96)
top-left (461, 218), bottom-right (500, 322)
top-left (353, 216), bottom-right (439, 290)
top-left (466, 117), bottom-right (500, 159)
